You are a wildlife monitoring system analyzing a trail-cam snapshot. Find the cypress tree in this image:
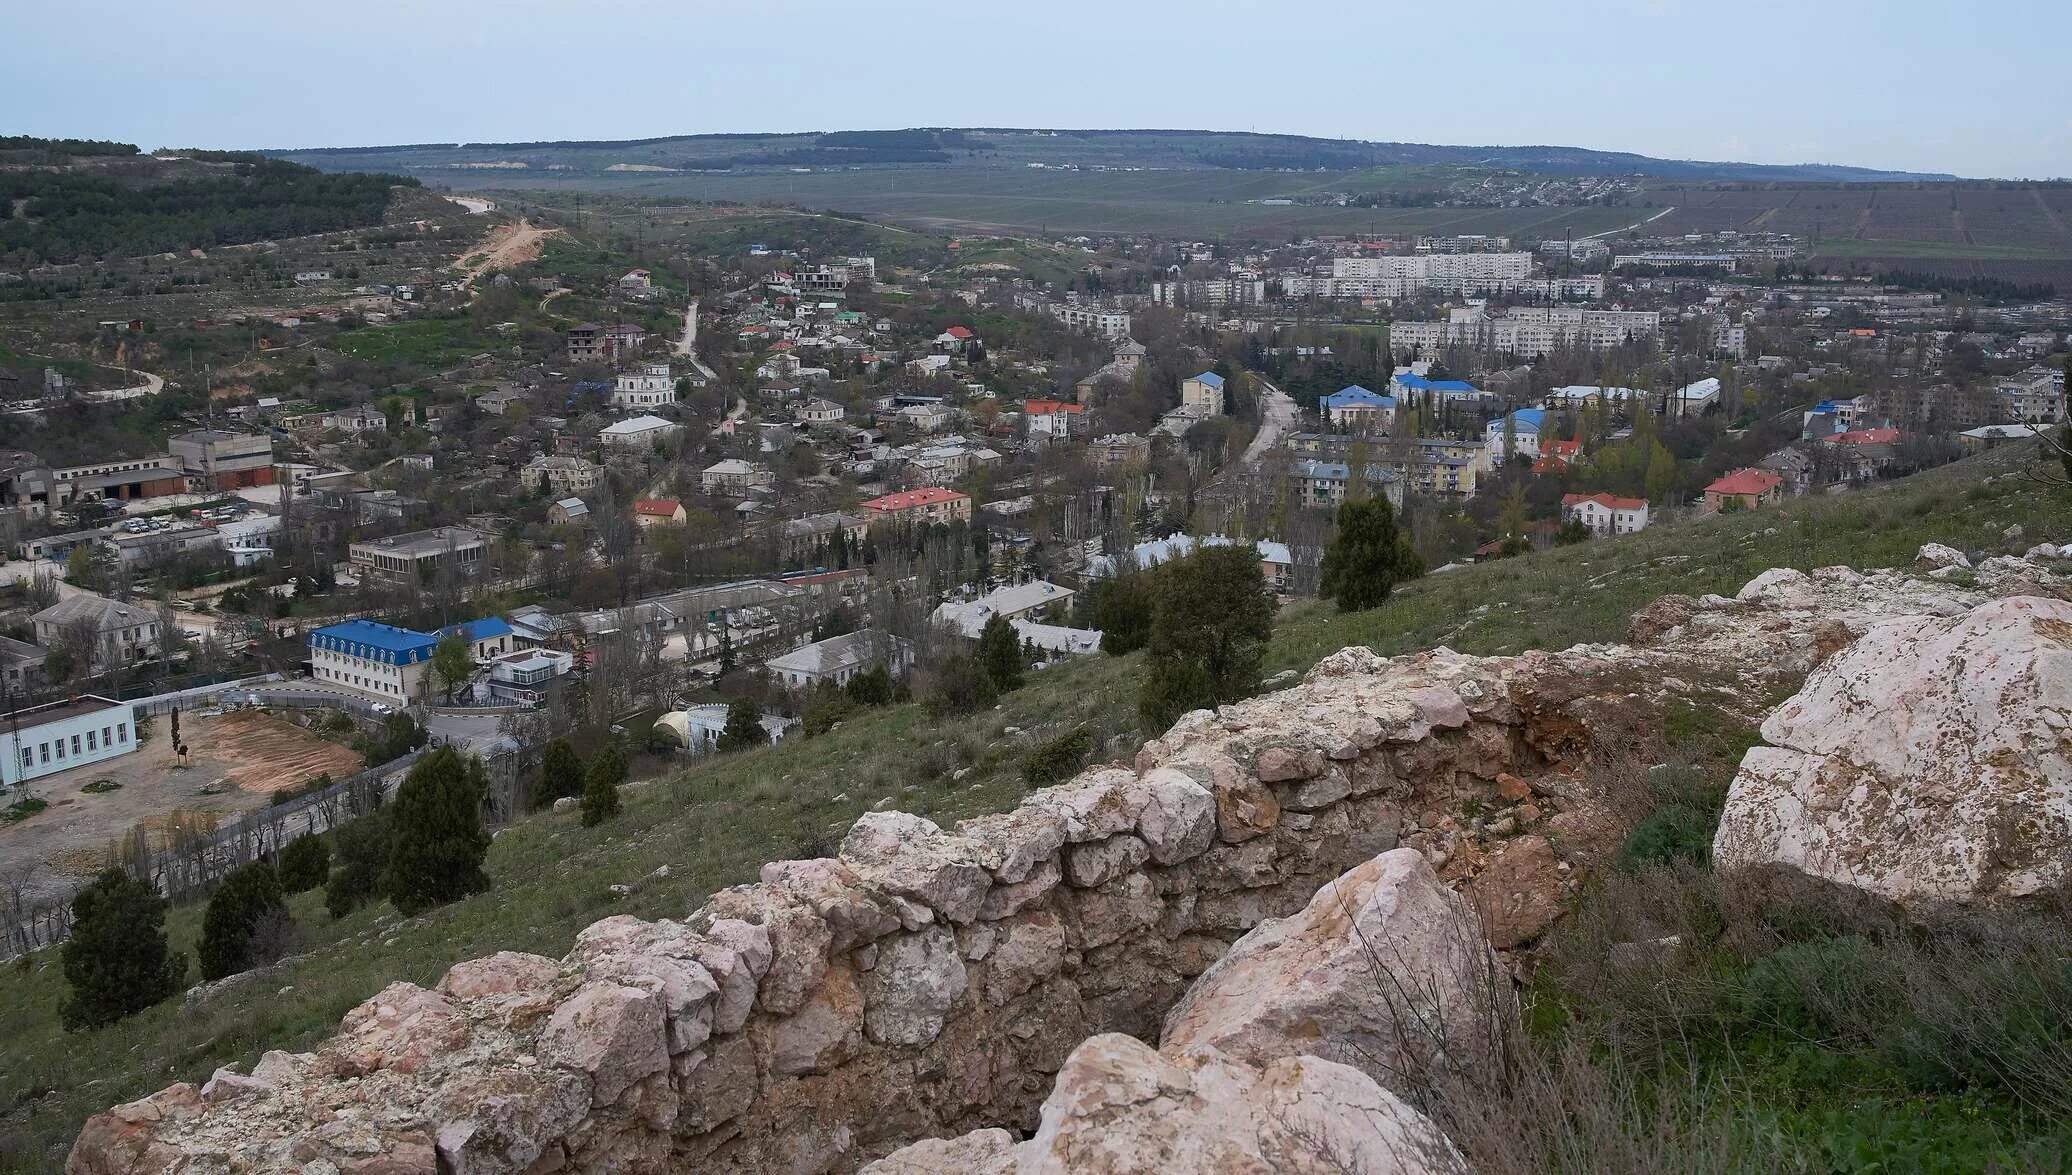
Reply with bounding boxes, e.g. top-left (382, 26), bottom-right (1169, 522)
top-left (716, 698), bottom-right (766, 753)
top-left (1318, 496), bottom-right (1424, 612)
top-left (975, 612), bottom-right (1024, 694)
top-left (277, 832), bottom-right (331, 894)
top-left (379, 746), bottom-right (491, 916)
top-left (536, 737), bottom-right (586, 807)
top-left (198, 860), bottom-right (287, 981)
top-left (580, 742), bottom-right (627, 827)
top-left (61, 868), bottom-right (183, 1030)
top-left (324, 807), bottom-right (391, 919)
